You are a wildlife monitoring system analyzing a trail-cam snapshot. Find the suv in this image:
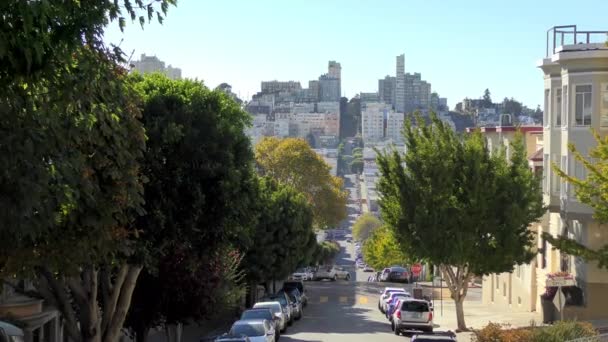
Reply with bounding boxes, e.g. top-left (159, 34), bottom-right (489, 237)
top-left (283, 281), bottom-right (308, 306)
top-left (410, 331), bottom-right (457, 341)
top-left (391, 299), bottom-right (434, 335)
